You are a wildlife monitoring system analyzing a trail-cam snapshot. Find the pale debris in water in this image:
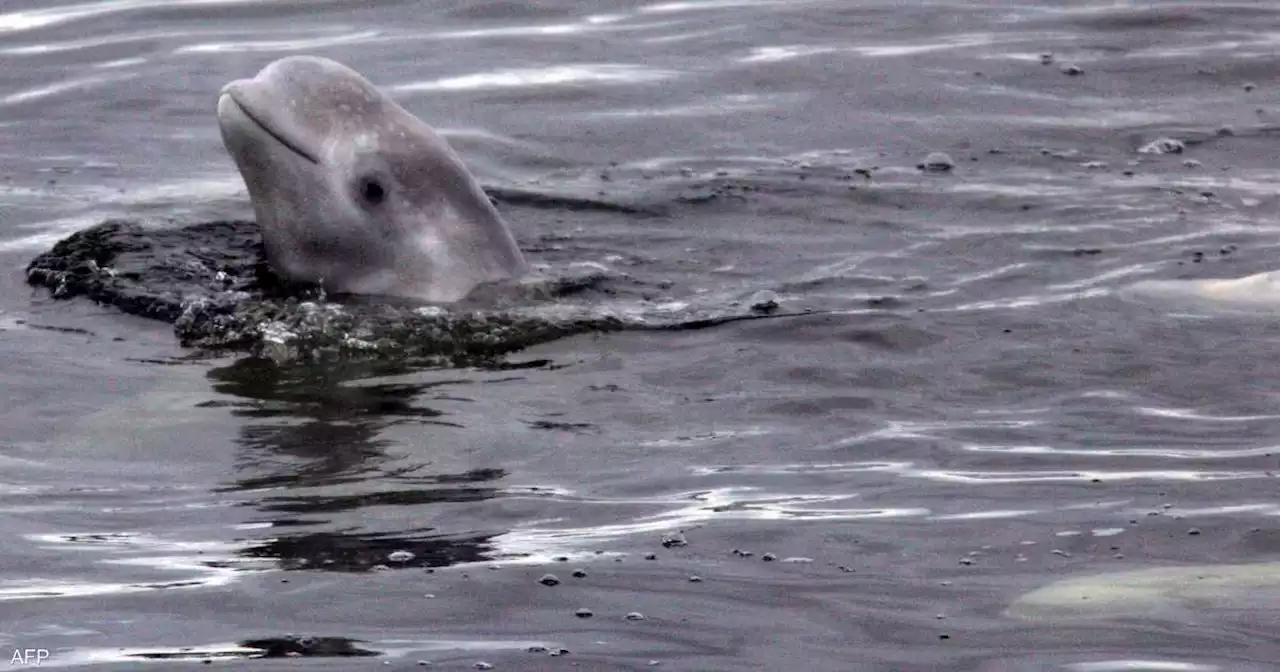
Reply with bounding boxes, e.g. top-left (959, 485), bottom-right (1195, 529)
top-left (919, 152), bottom-right (955, 173)
top-left (1137, 137), bottom-right (1185, 155)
